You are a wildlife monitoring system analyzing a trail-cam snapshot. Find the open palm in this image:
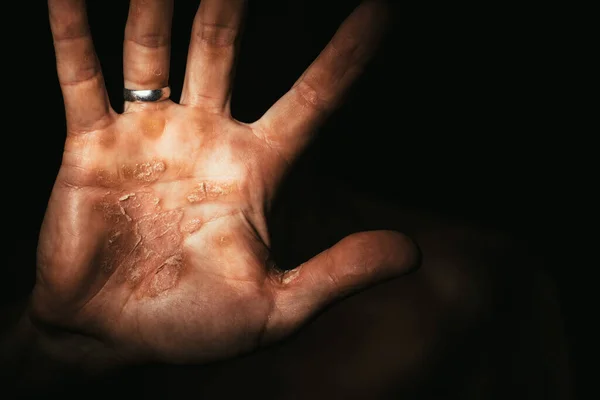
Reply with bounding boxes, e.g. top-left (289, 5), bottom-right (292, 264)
top-left (32, 0), bottom-right (416, 367)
